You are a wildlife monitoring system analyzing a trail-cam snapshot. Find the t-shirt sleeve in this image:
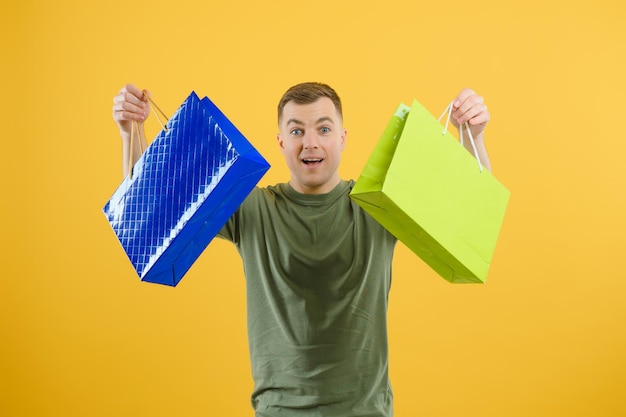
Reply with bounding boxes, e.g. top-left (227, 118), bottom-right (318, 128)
top-left (216, 186), bottom-right (261, 244)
